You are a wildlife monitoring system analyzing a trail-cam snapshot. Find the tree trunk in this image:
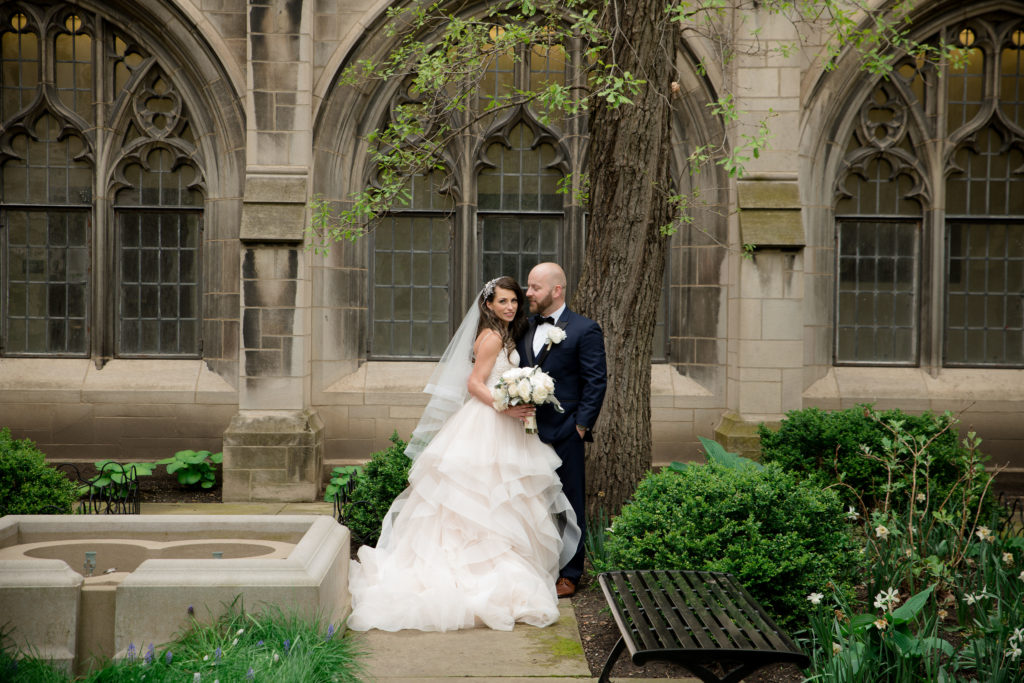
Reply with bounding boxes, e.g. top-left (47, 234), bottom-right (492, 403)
top-left (574, 0), bottom-right (675, 518)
